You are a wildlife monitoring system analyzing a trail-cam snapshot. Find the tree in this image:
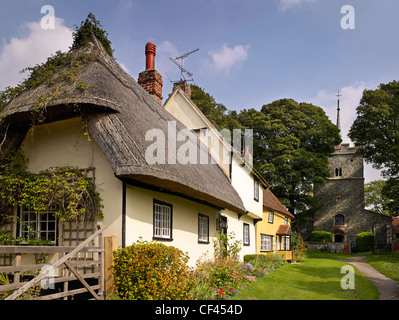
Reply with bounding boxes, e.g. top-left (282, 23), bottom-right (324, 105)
top-left (190, 86), bottom-right (341, 218)
top-left (364, 180), bottom-right (394, 216)
top-left (349, 80), bottom-right (399, 177)
top-left (349, 80), bottom-right (399, 215)
top-left (247, 99), bottom-right (341, 217)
